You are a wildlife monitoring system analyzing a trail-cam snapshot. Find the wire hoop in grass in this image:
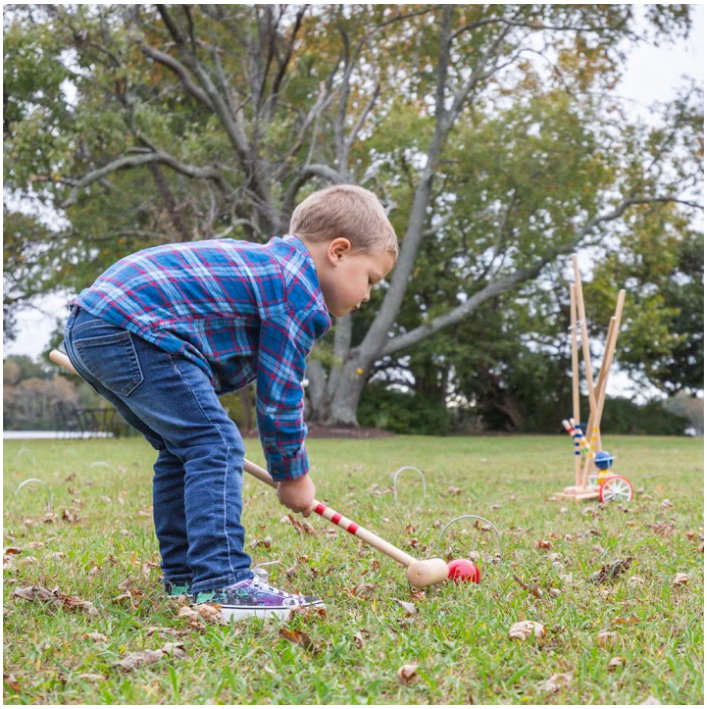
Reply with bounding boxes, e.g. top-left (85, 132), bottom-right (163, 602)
top-left (14, 478), bottom-right (53, 514)
top-left (392, 466), bottom-right (427, 502)
top-left (437, 515), bottom-right (503, 563)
